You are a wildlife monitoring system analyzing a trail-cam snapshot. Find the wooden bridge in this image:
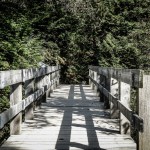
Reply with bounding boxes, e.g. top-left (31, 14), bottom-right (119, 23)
top-left (0, 66), bottom-right (150, 150)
